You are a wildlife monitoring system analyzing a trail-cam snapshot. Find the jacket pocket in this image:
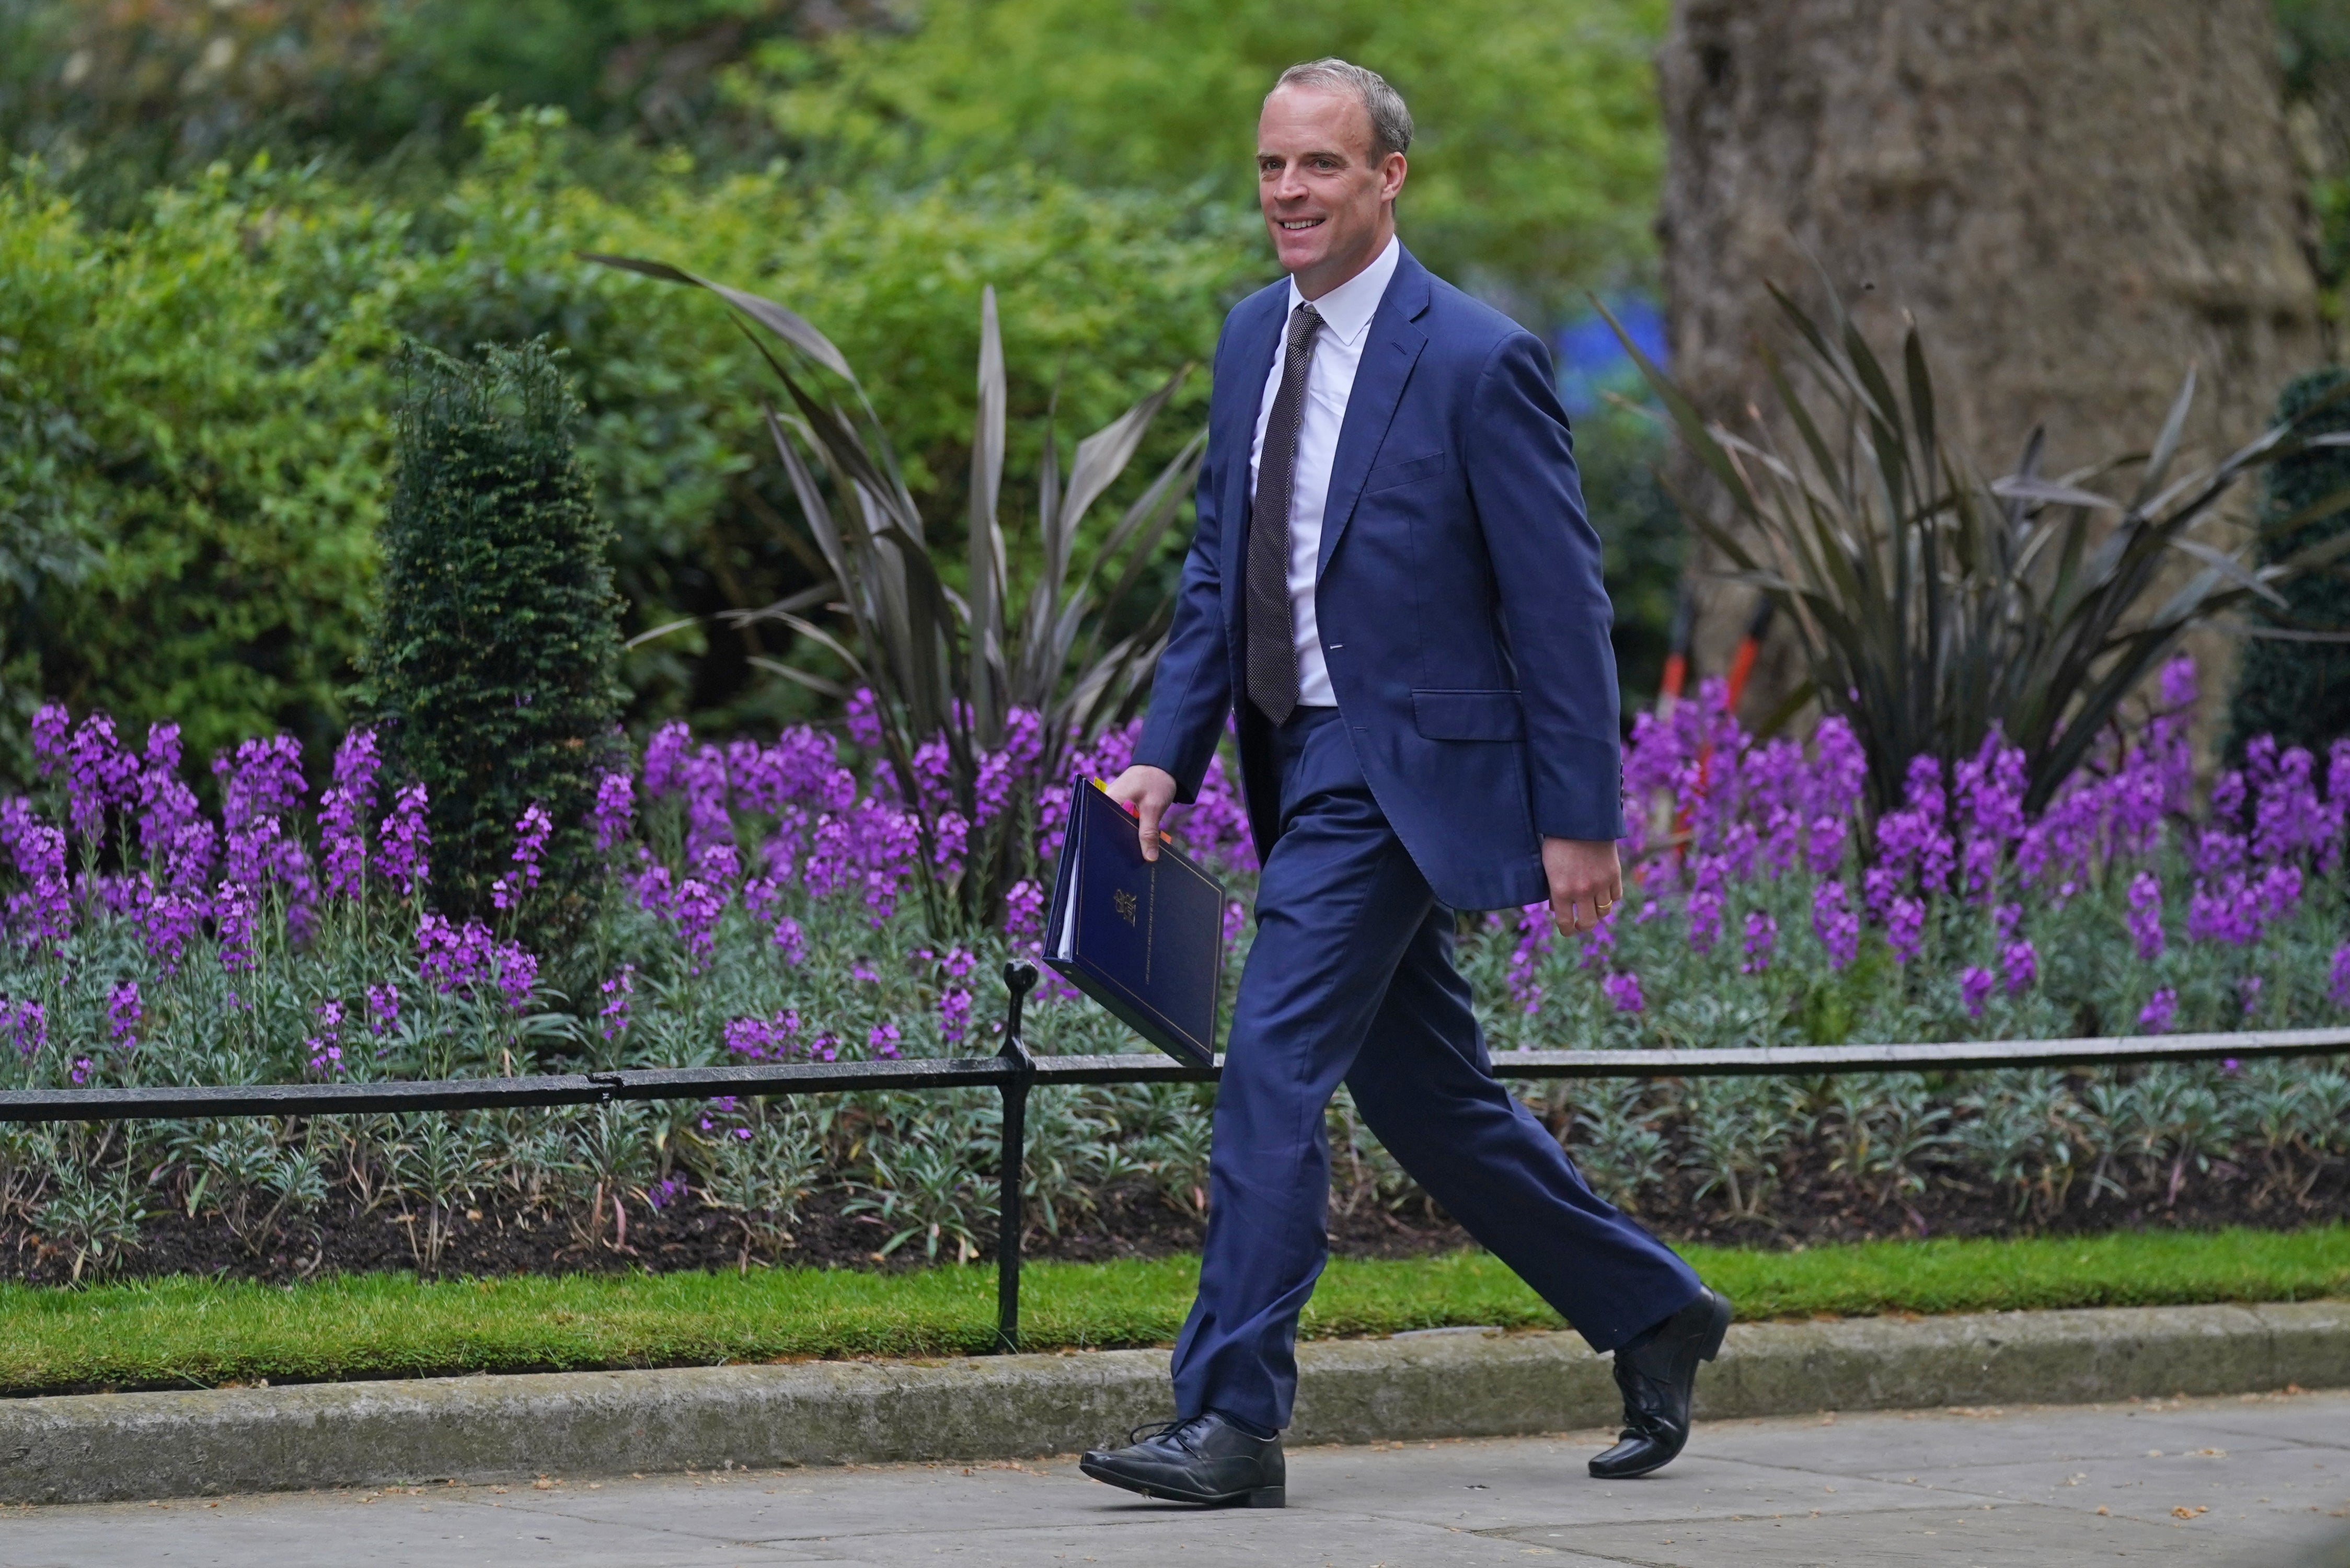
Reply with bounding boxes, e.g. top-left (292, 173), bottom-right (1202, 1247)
top-left (1362, 449), bottom-right (1449, 494)
top-left (1412, 688), bottom-right (1526, 741)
